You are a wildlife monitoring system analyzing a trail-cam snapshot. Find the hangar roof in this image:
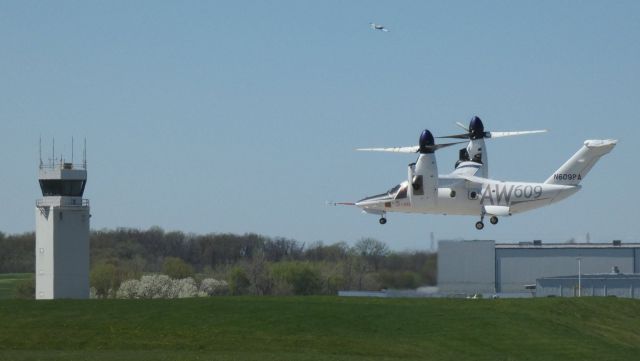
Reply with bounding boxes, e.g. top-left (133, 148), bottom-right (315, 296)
top-left (539, 273), bottom-right (640, 280)
top-left (496, 242), bottom-right (640, 249)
